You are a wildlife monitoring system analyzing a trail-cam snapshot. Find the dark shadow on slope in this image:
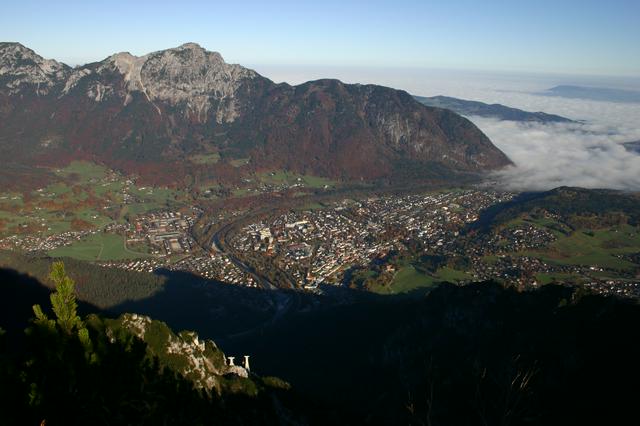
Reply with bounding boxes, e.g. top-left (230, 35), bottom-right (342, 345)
top-left (0, 267), bottom-right (102, 345)
top-left (106, 269), bottom-right (278, 340)
top-left (464, 191), bottom-right (545, 234)
top-left (3, 263), bottom-right (640, 425)
top-left (225, 281), bottom-right (640, 425)
top-left (107, 269), bottom-right (374, 342)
